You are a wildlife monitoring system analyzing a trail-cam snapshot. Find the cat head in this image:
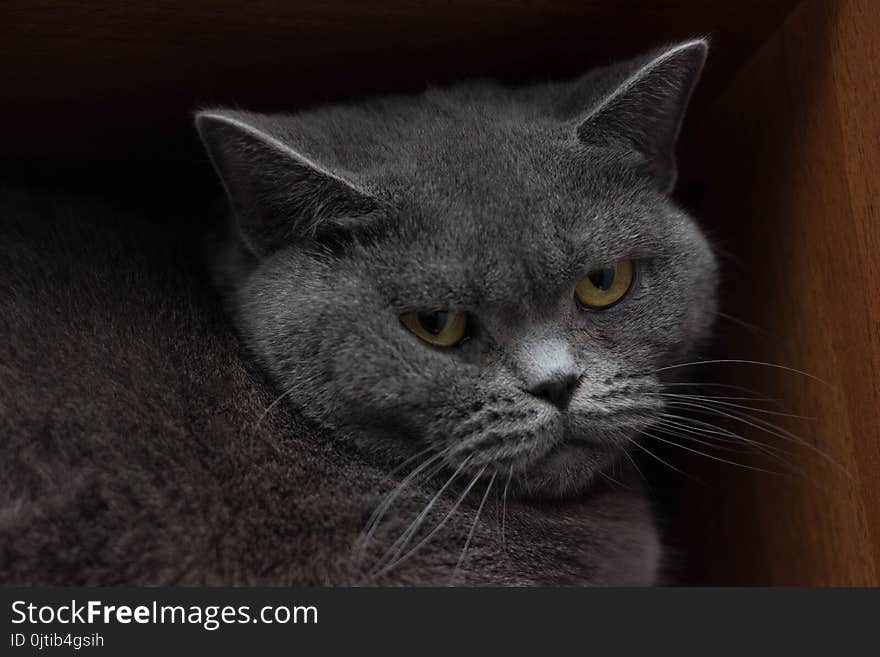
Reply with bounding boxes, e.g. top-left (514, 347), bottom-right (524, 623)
top-left (197, 40), bottom-right (717, 497)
